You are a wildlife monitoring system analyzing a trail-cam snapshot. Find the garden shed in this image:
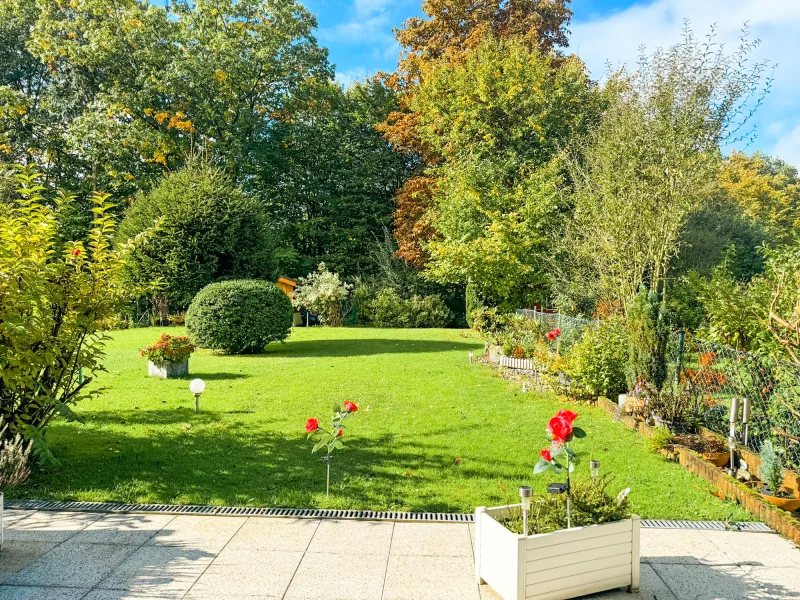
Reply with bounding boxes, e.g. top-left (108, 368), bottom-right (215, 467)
top-left (277, 277), bottom-right (297, 299)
